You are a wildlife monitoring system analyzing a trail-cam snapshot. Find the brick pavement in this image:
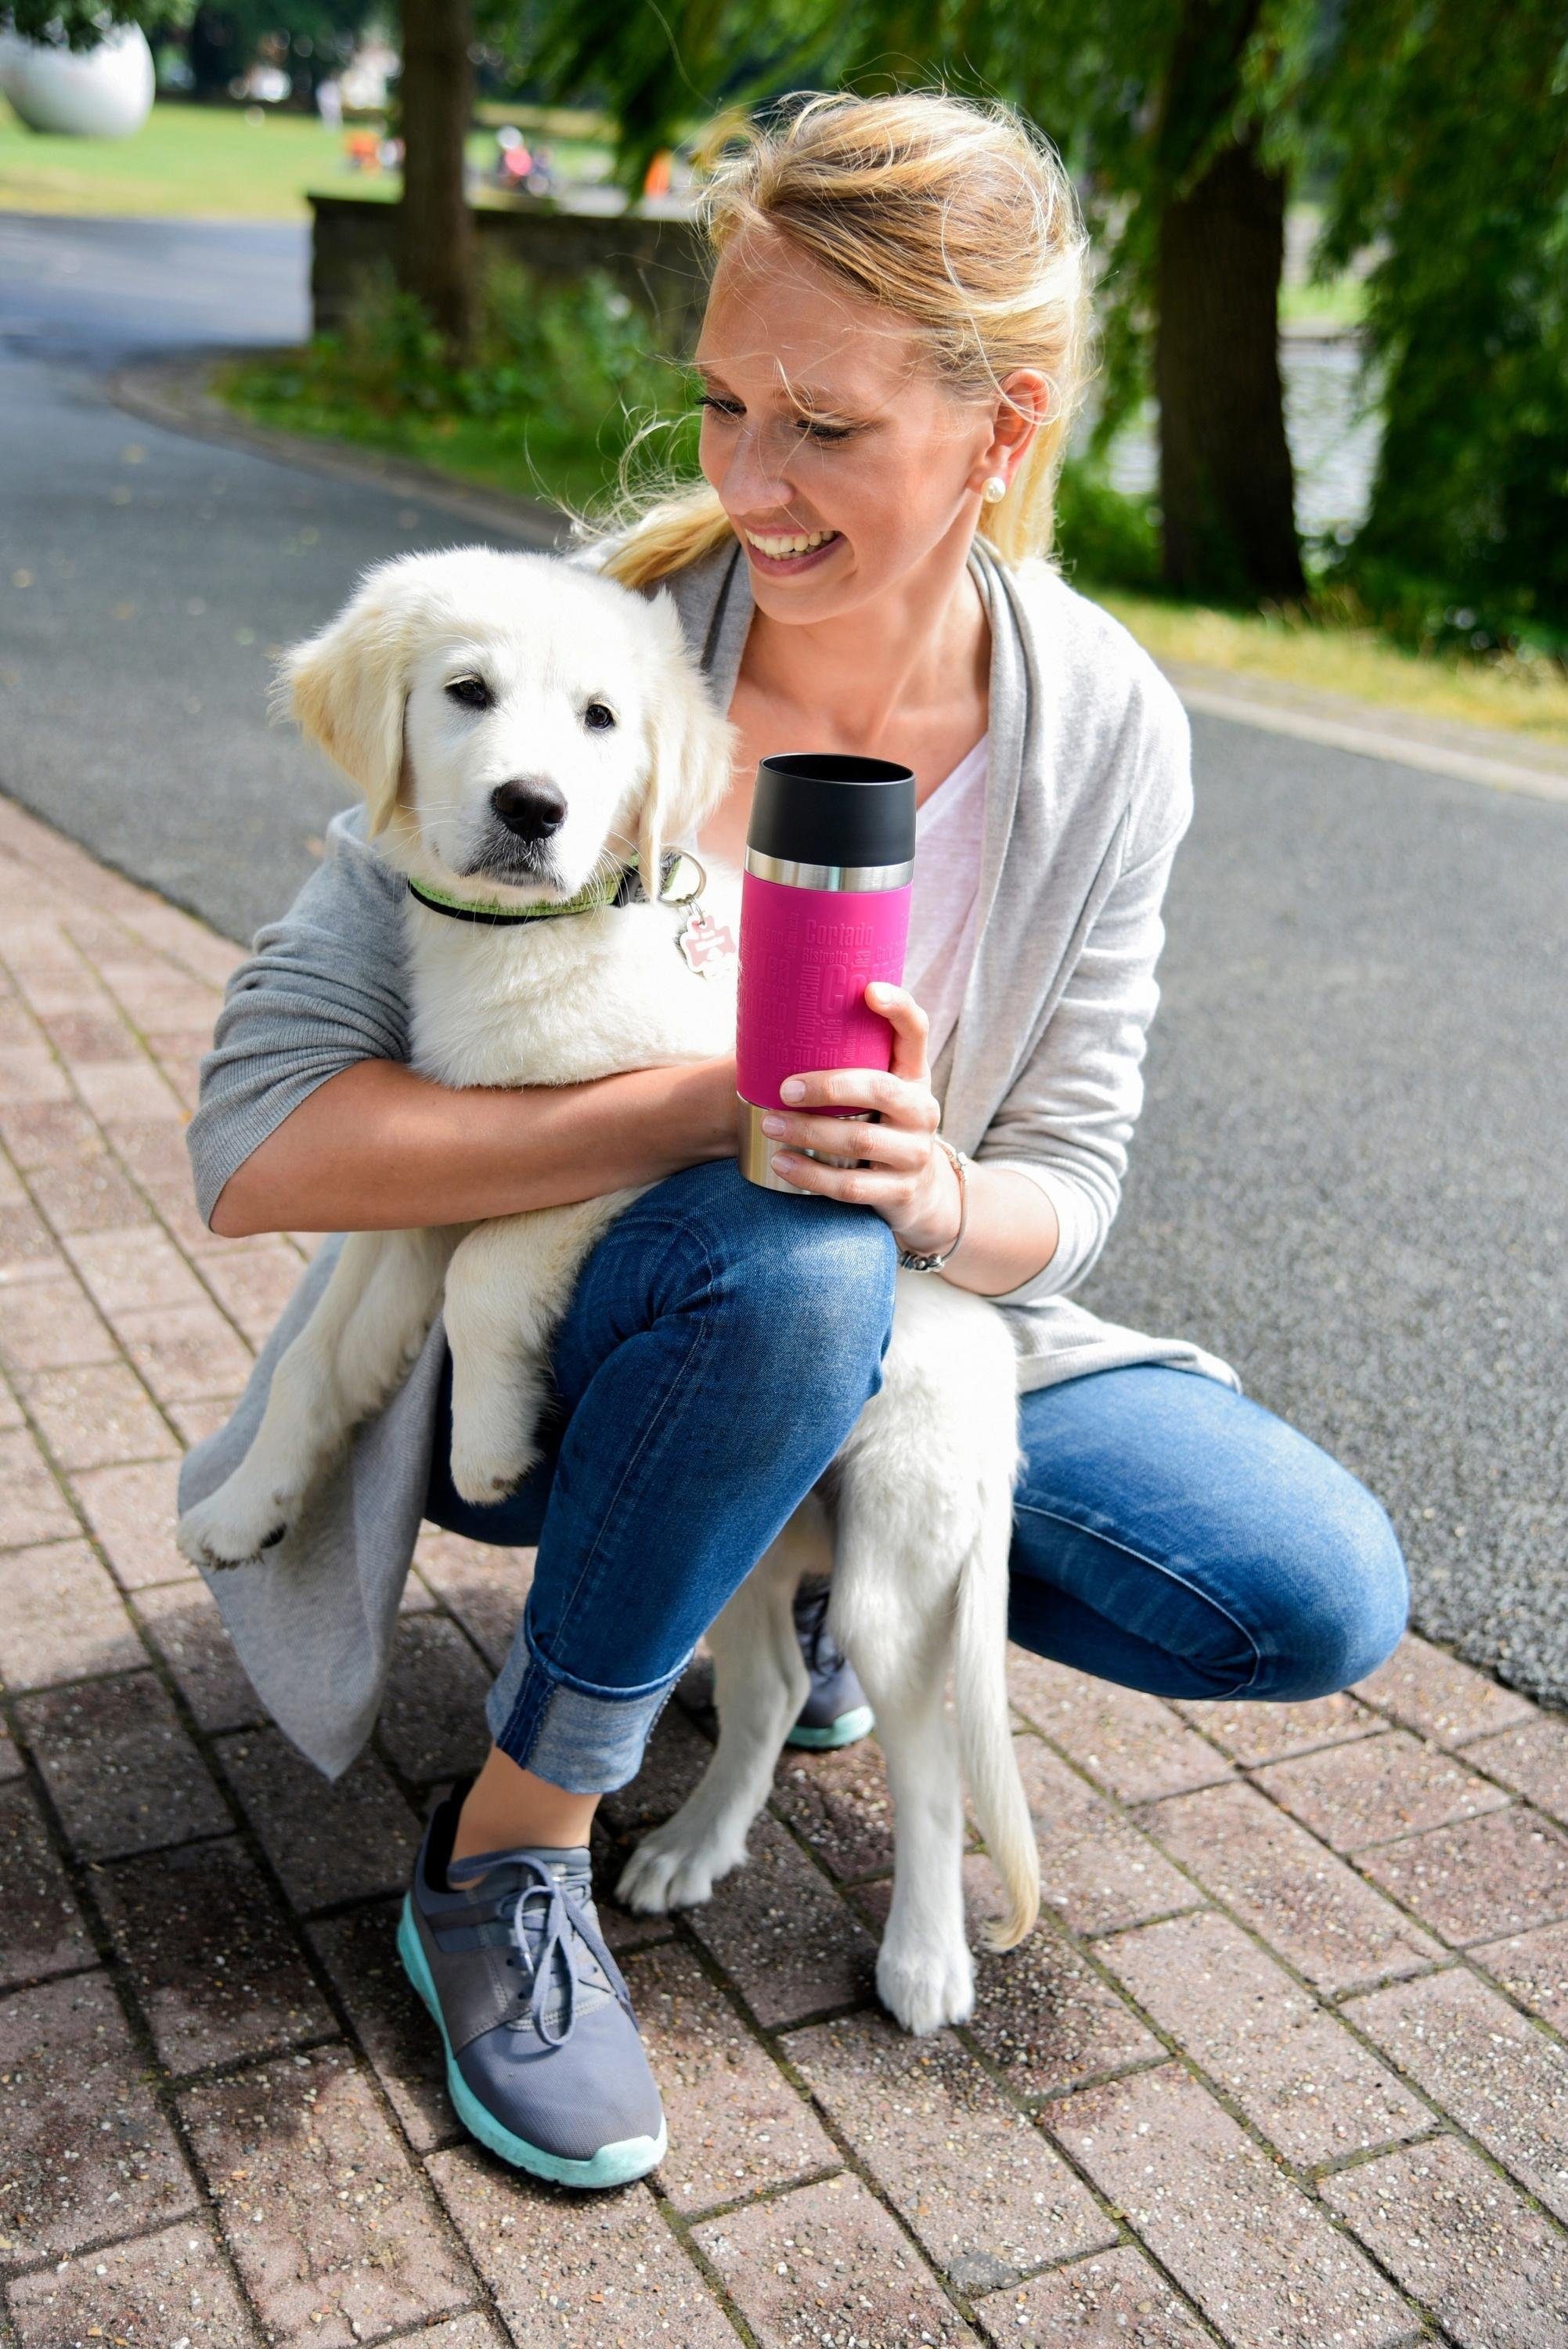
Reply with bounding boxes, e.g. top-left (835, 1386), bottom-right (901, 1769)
top-left (2, 789), bottom-right (1566, 2348)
